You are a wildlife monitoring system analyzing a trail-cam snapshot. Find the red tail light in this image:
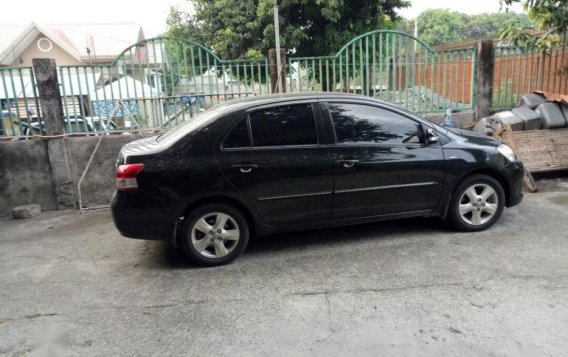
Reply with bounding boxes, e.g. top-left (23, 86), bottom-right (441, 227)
top-left (116, 163), bottom-right (144, 191)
